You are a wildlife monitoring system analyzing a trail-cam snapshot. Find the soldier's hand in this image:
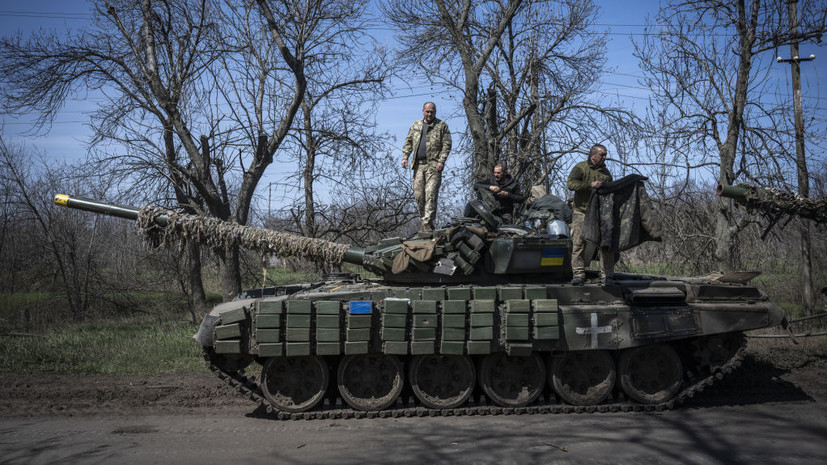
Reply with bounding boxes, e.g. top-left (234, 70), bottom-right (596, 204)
top-left (435, 162), bottom-right (444, 173)
top-left (497, 190), bottom-right (508, 197)
top-left (591, 180), bottom-right (603, 189)
top-left (401, 159), bottom-right (408, 169)
top-left (489, 185), bottom-right (500, 192)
